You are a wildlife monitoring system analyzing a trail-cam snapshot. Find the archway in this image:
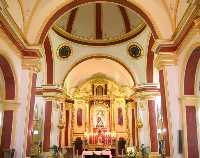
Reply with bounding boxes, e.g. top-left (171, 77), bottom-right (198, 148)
top-left (183, 46), bottom-right (200, 158)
